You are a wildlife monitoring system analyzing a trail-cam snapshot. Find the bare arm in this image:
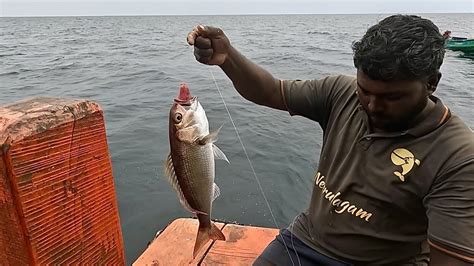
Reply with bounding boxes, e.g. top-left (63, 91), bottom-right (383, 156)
top-left (429, 242), bottom-right (474, 266)
top-left (187, 25), bottom-right (286, 111)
